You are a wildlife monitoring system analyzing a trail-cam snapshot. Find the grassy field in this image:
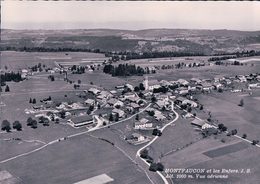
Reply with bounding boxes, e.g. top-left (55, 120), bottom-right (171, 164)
top-left (162, 136), bottom-right (260, 184)
top-left (0, 134), bottom-right (150, 184)
top-left (197, 89), bottom-right (260, 140)
top-left (0, 51), bottom-right (106, 71)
